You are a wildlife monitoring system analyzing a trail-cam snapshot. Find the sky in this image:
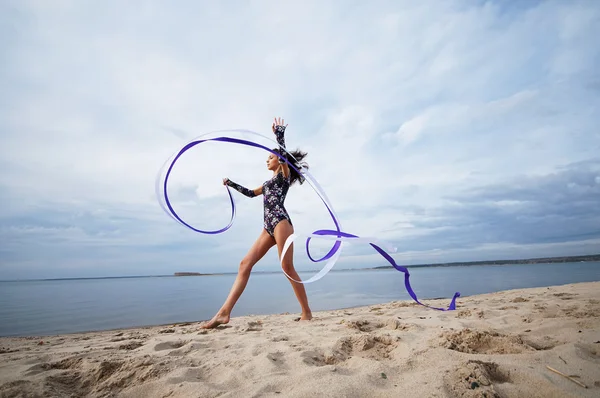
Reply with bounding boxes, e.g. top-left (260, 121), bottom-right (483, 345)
top-left (1, 0), bottom-right (599, 280)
